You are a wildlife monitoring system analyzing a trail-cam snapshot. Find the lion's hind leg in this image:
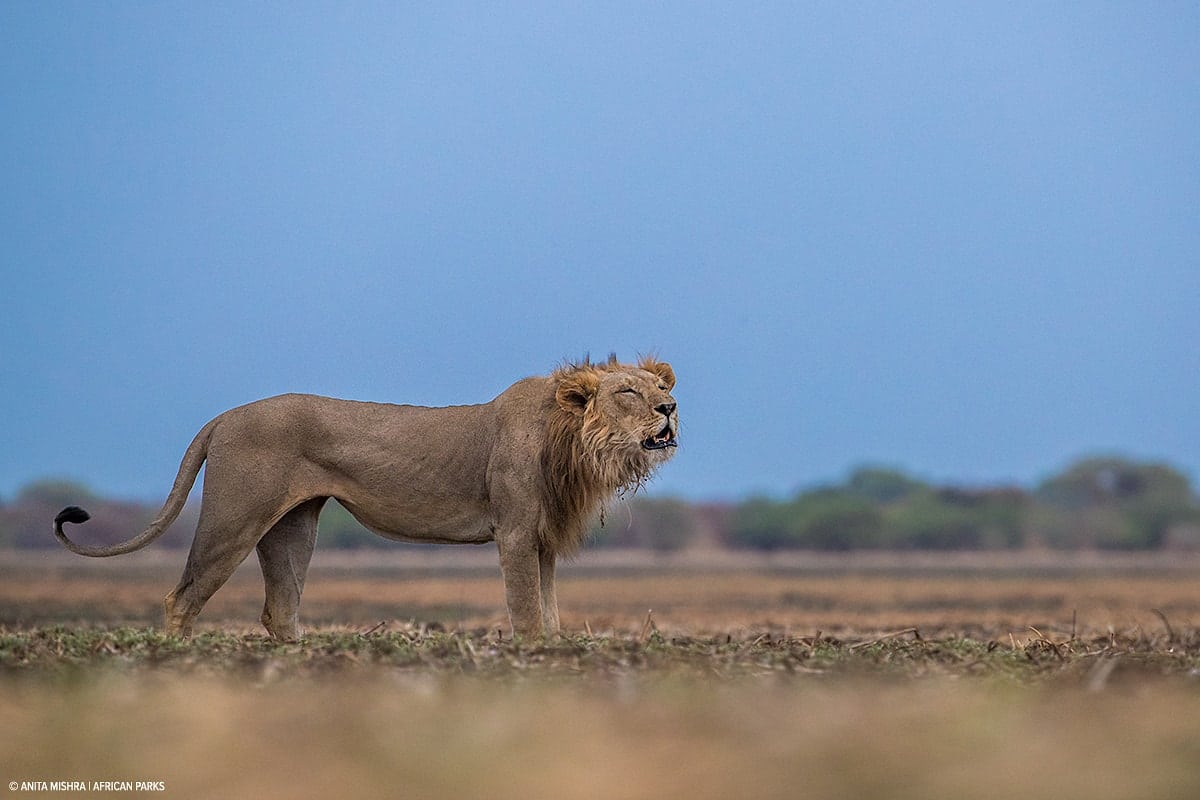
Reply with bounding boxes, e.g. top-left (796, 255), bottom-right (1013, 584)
top-left (163, 495), bottom-right (287, 638)
top-left (255, 497), bottom-right (324, 641)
